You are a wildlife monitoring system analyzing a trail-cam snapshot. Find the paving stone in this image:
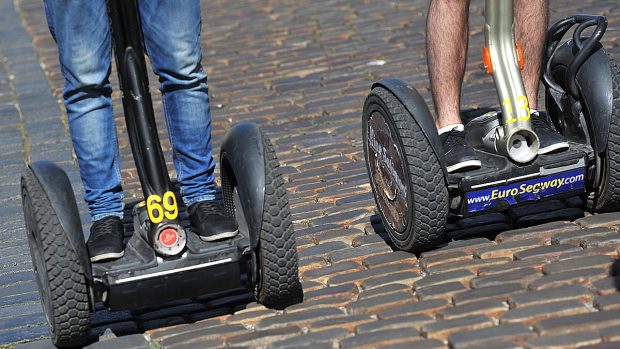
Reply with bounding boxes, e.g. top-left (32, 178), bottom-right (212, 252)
top-left (447, 323), bottom-right (536, 349)
top-left (419, 251), bottom-right (472, 271)
top-left (600, 326), bottom-right (620, 342)
top-left (151, 323), bottom-right (243, 343)
top-left (525, 331), bottom-right (601, 349)
top-left (584, 232), bottom-right (620, 248)
top-left (508, 284), bottom-right (592, 309)
top-left (477, 258), bottom-right (547, 276)
top-left (225, 326), bottom-right (302, 347)
top-left (328, 263), bottom-right (415, 286)
top-left (557, 246), bottom-right (618, 260)
top-left (415, 281), bottom-right (467, 301)
top-left (362, 251), bottom-right (418, 269)
top-left (358, 283), bottom-right (412, 300)
top-left (437, 299), bottom-right (509, 320)
top-left (452, 283), bottom-right (525, 306)
top-left (283, 296), bottom-right (351, 314)
top-left (347, 291), bottom-right (417, 315)
top-left (298, 241), bottom-right (350, 260)
top-left (302, 283), bottom-right (359, 302)
top-left (591, 277), bottom-right (619, 296)
top-left (377, 299), bottom-right (449, 319)
top-left (514, 244), bottom-right (581, 261)
top-left (356, 314), bottom-right (434, 334)
top-left (328, 244), bottom-right (393, 264)
top-left (271, 328), bottom-right (349, 348)
top-left (501, 299), bottom-right (590, 325)
top-left (302, 261), bottom-right (362, 284)
top-left (422, 315), bottom-right (494, 340)
top-left (593, 292), bottom-right (620, 311)
top-left (298, 256), bottom-right (329, 275)
top-left (577, 343), bottom-right (620, 349)
top-left (374, 339), bottom-right (446, 349)
top-left (576, 213), bottom-right (620, 228)
top-left (361, 271), bottom-right (422, 290)
top-left (542, 255), bottom-right (614, 275)
top-left (534, 310), bottom-right (620, 335)
top-left (413, 269), bottom-right (475, 290)
top-left (425, 257), bottom-right (512, 275)
top-left (495, 221), bottom-right (579, 243)
top-left (309, 314), bottom-right (374, 332)
top-left (224, 309), bottom-right (277, 326)
top-left (256, 308), bottom-right (345, 329)
top-left (470, 267), bottom-right (540, 289)
top-left (420, 238), bottom-right (494, 258)
top-left (474, 238), bottom-right (546, 259)
top-left (339, 328), bottom-right (423, 349)
top-left (527, 267), bottom-right (610, 291)
top-left (551, 227), bottom-right (615, 246)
